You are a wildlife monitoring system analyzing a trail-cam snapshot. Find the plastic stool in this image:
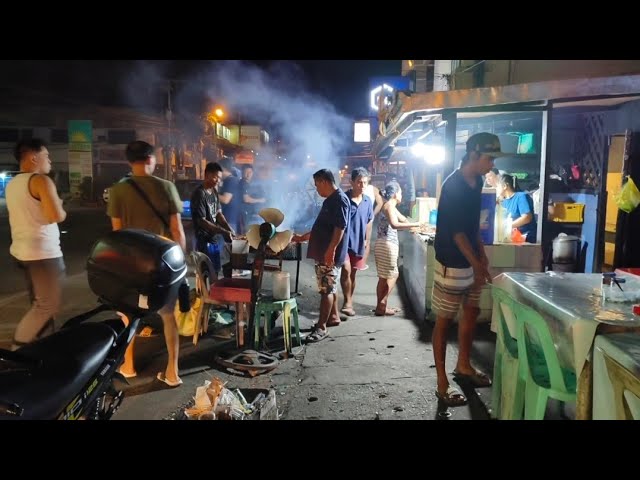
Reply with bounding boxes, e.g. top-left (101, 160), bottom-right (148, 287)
top-left (253, 297), bottom-right (301, 354)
